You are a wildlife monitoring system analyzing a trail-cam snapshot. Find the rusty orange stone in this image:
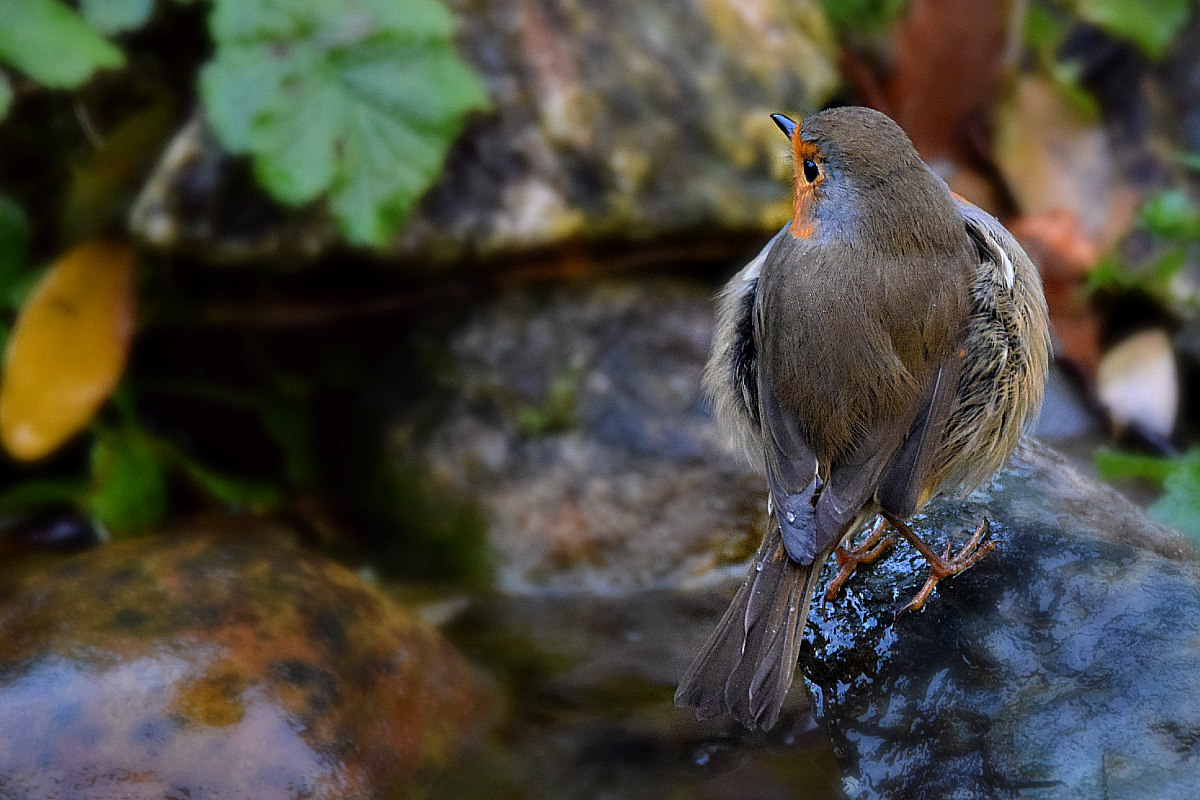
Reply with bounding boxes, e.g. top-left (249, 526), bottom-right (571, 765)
top-left (0, 526), bottom-right (494, 798)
